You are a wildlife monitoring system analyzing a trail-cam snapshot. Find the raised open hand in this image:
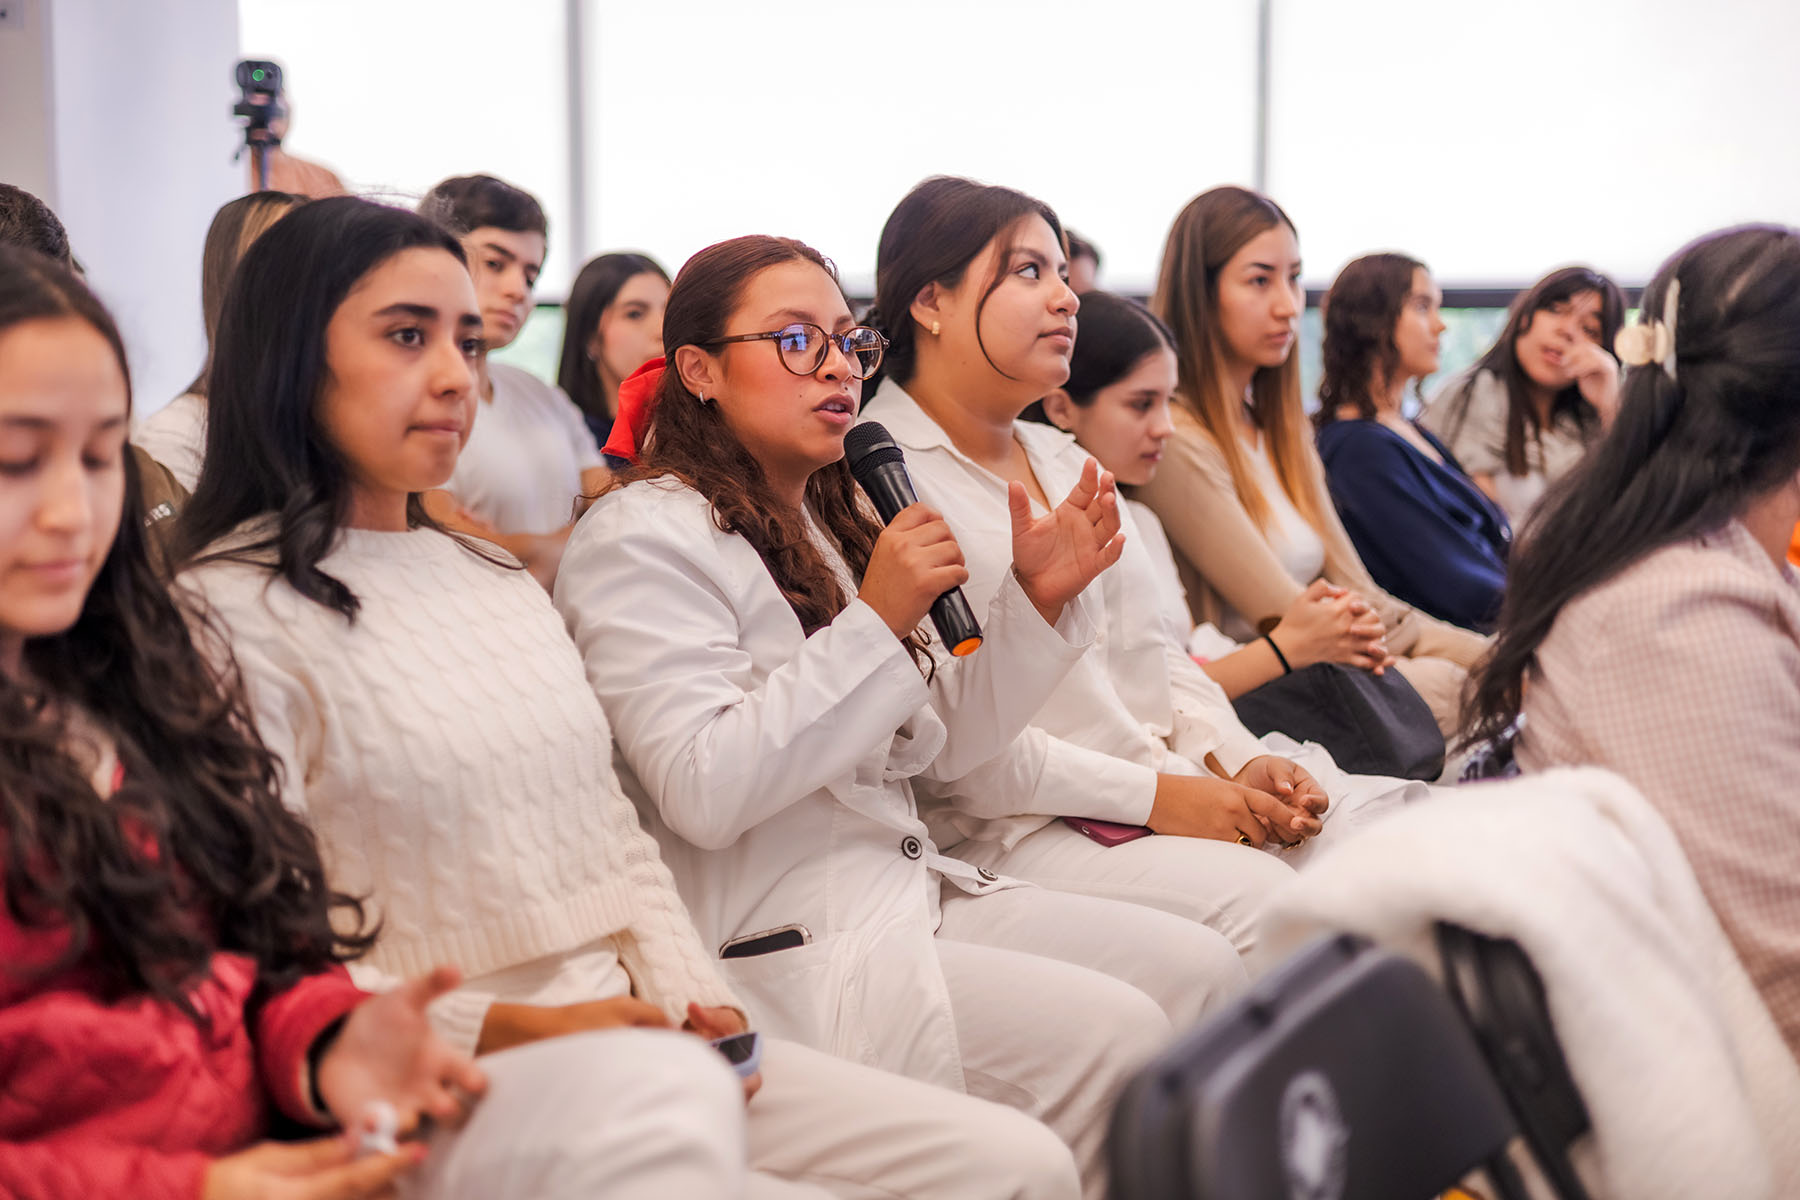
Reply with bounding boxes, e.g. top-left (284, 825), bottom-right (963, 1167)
top-left (1009, 456), bottom-right (1125, 626)
top-left (315, 966), bottom-right (488, 1140)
